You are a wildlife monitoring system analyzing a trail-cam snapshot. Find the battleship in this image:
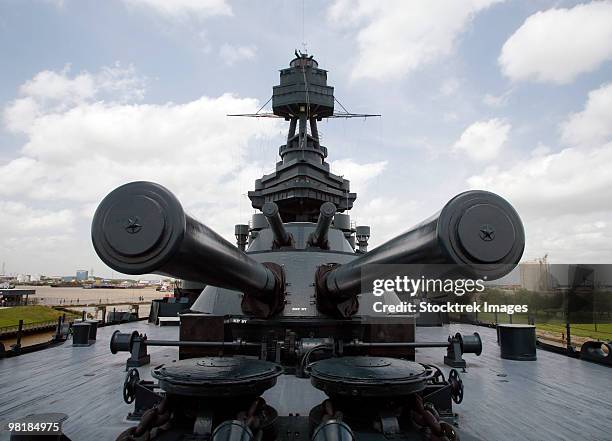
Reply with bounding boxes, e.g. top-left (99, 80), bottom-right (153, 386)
top-left (0, 53), bottom-right (610, 441)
